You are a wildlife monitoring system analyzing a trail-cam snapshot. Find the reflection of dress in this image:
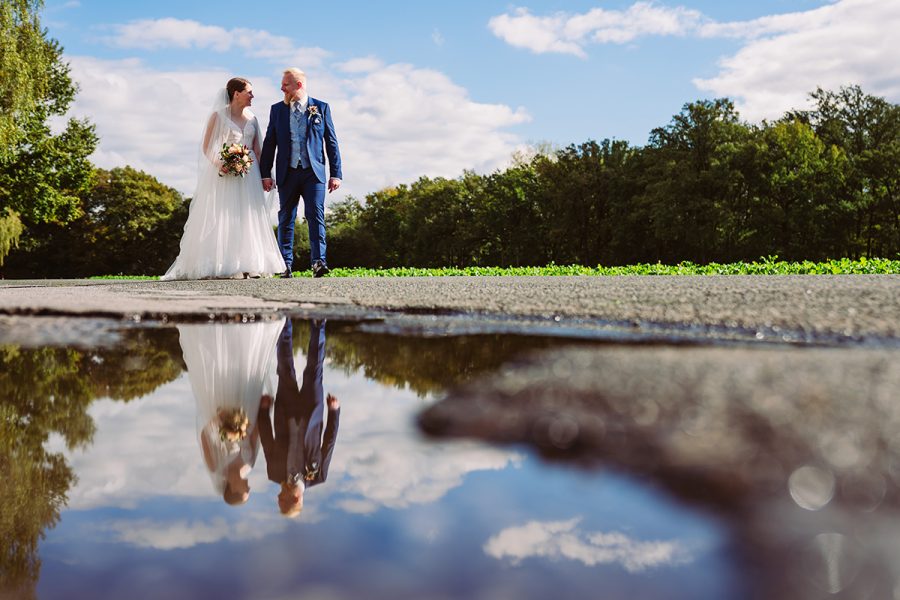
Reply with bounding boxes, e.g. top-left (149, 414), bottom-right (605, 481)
top-left (162, 111), bottom-right (285, 280)
top-left (178, 319), bottom-right (284, 494)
